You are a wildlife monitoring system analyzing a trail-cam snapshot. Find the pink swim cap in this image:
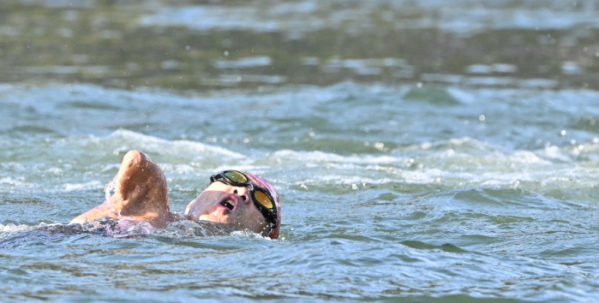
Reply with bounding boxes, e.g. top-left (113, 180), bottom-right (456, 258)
top-left (245, 172), bottom-right (281, 239)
